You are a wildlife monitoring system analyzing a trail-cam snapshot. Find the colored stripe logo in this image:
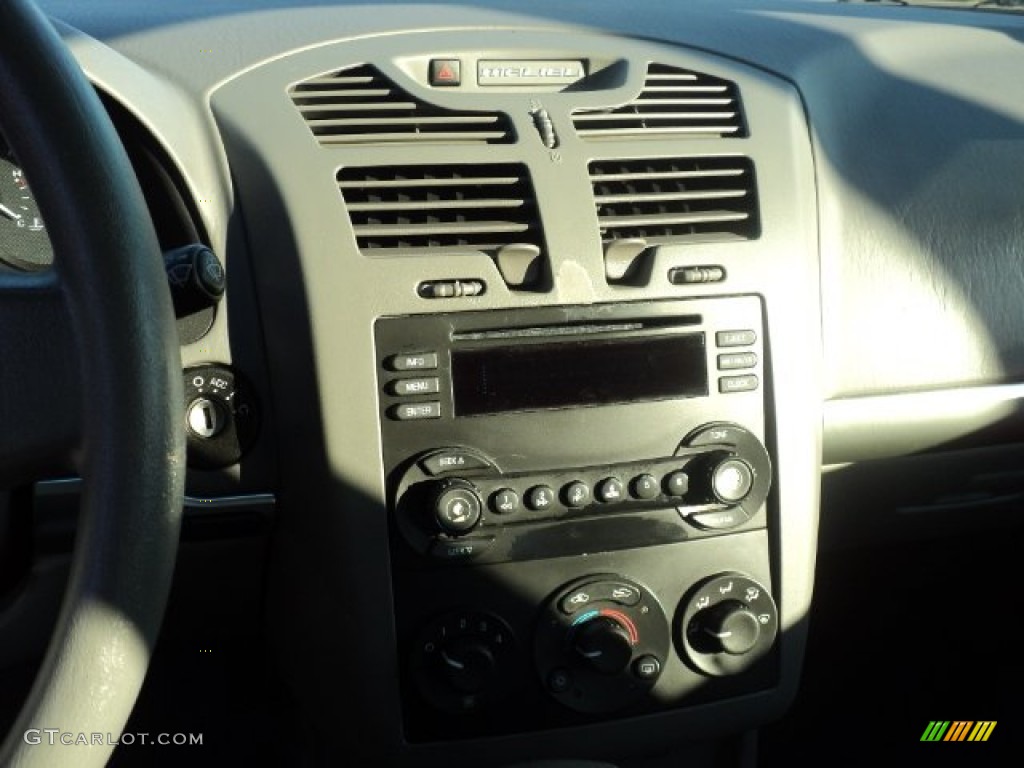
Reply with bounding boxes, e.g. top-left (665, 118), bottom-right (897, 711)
top-left (921, 721), bottom-right (996, 742)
